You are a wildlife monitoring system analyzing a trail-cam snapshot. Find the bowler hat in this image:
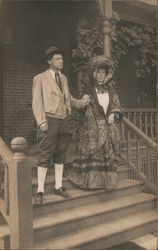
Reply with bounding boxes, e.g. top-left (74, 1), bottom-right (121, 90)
top-left (42, 46), bottom-right (64, 64)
